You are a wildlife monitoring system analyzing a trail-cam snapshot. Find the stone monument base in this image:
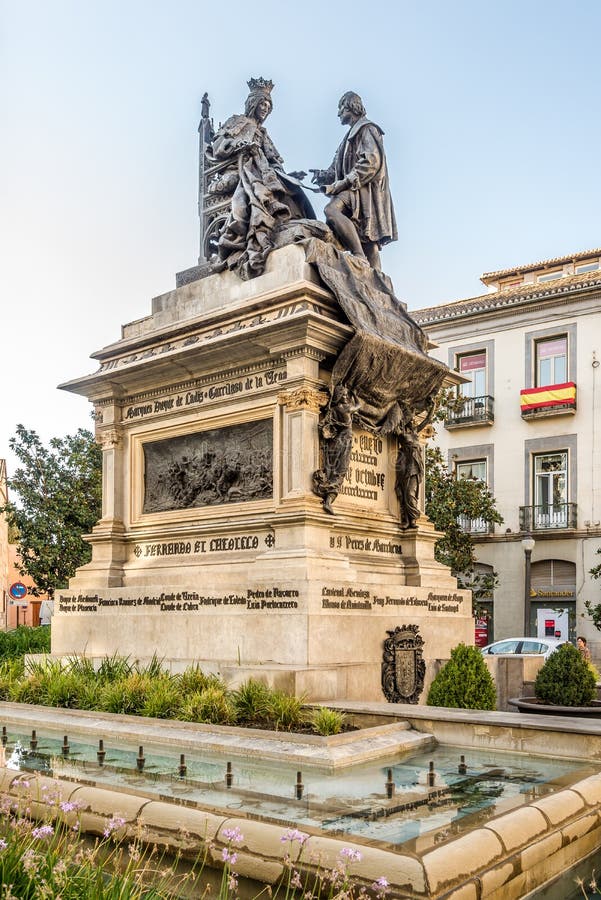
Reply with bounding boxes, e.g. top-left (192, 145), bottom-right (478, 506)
top-left (53, 518), bottom-right (471, 701)
top-left (56, 244), bottom-right (472, 703)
